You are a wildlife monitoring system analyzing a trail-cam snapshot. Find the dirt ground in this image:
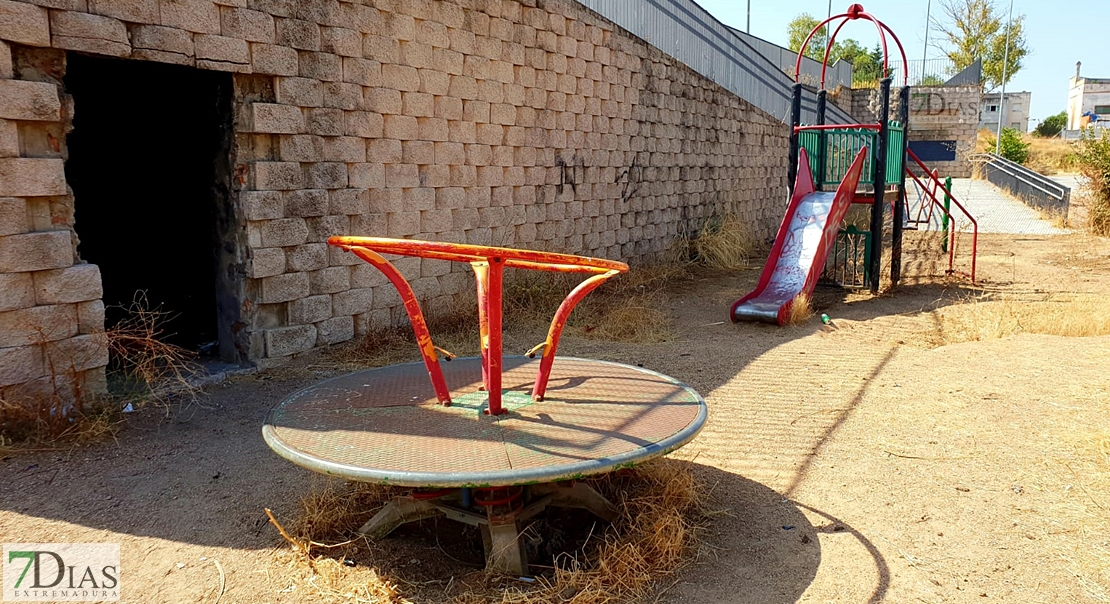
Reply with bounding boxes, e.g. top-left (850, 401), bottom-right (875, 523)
top-left (1, 226), bottom-right (1109, 603)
